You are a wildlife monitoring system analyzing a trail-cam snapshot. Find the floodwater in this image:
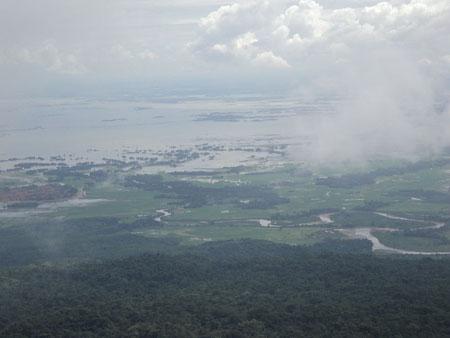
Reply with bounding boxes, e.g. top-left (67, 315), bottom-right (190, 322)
top-left (0, 96), bottom-right (336, 169)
